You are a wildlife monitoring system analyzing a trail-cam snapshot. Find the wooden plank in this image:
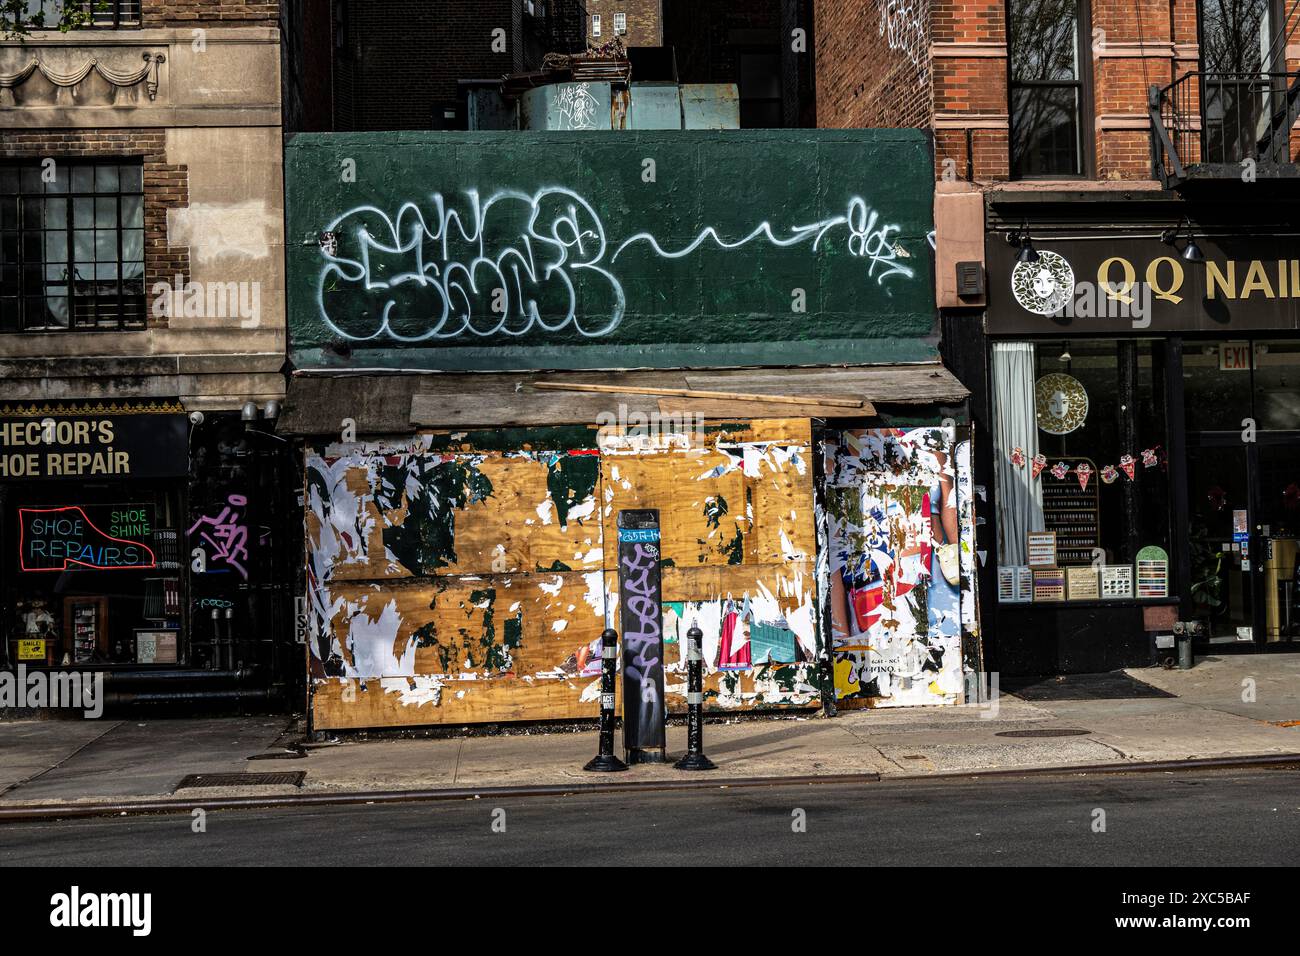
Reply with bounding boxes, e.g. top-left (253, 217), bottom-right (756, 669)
top-left (534, 379), bottom-right (866, 408)
top-left (309, 451), bottom-right (605, 581)
top-left (602, 451), bottom-right (751, 567)
top-left (657, 398), bottom-right (866, 419)
top-left (323, 572), bottom-right (607, 681)
top-left (312, 675), bottom-right (599, 730)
